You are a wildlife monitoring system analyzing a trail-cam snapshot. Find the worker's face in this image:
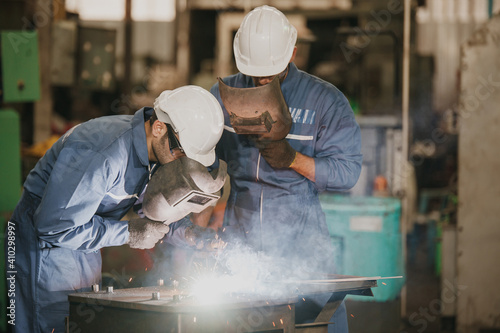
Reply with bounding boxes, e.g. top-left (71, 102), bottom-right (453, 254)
top-left (251, 47), bottom-right (297, 87)
top-left (151, 121), bottom-right (185, 164)
top-left (252, 66), bottom-right (289, 87)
